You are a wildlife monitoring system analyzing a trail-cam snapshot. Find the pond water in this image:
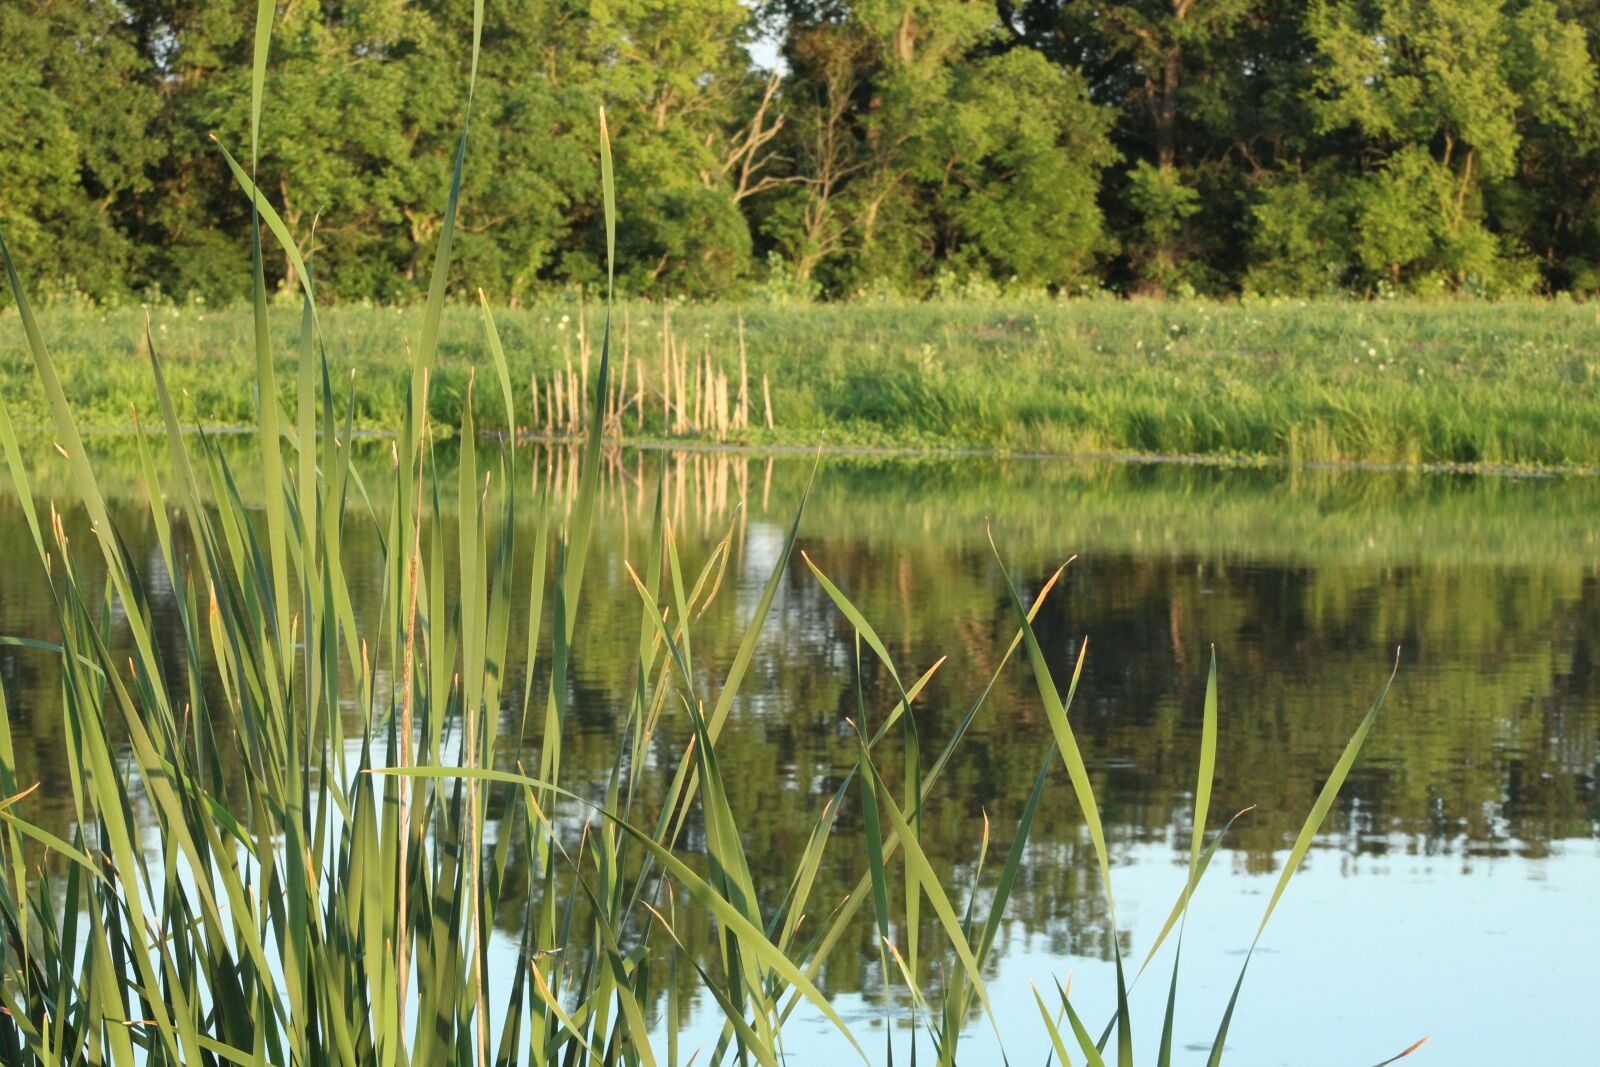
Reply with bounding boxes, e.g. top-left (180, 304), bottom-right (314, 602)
top-left (2, 447), bottom-right (1596, 1064)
